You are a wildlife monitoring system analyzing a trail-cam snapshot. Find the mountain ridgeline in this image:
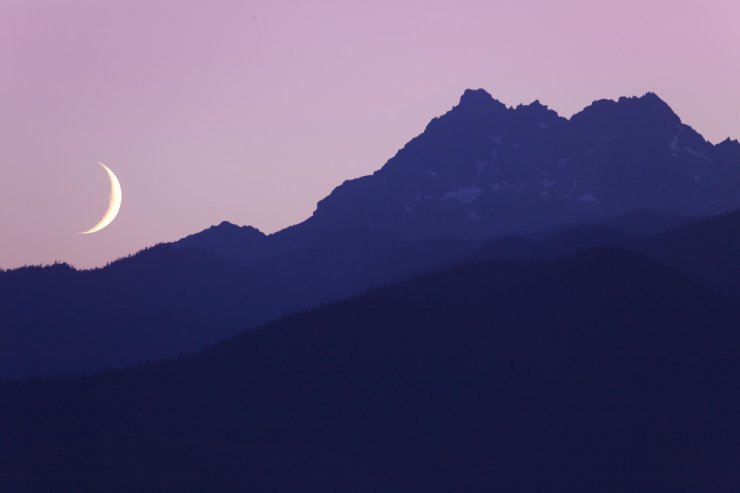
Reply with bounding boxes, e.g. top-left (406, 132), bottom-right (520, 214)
top-left (2, 88), bottom-right (740, 491)
top-left (1, 89), bottom-right (739, 380)
top-left (2, 249), bottom-right (740, 491)
top-left (308, 89), bottom-right (740, 238)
